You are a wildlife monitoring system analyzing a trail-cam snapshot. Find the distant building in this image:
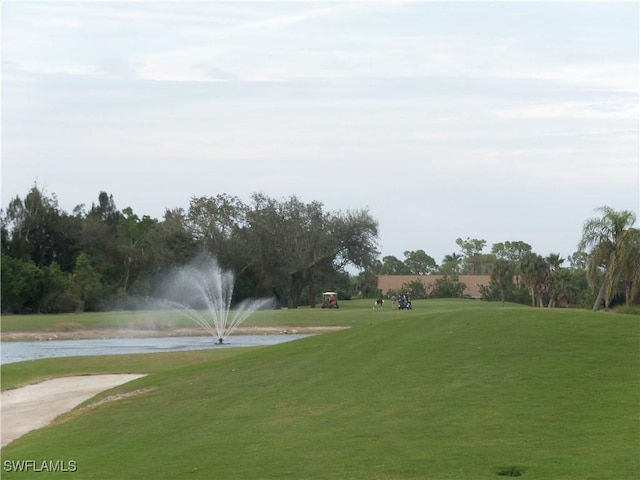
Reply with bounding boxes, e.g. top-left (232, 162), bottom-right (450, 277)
top-left (377, 275), bottom-right (492, 299)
